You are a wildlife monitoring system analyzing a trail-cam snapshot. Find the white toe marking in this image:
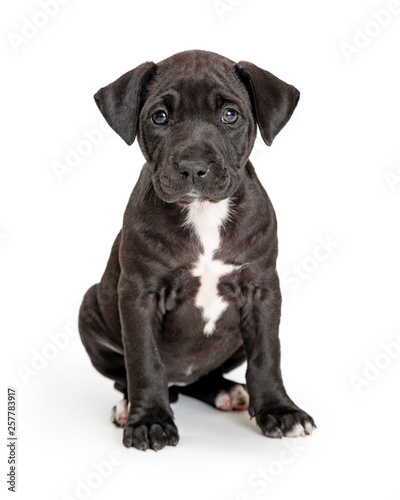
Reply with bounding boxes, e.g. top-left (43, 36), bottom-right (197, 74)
top-left (267, 427), bottom-right (283, 438)
top-left (229, 385), bottom-right (249, 407)
top-left (215, 391), bottom-right (232, 410)
top-left (285, 423), bottom-right (306, 437)
top-left (183, 199), bottom-right (241, 336)
top-left (304, 421), bottom-right (314, 435)
top-left (114, 399), bottom-right (128, 424)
